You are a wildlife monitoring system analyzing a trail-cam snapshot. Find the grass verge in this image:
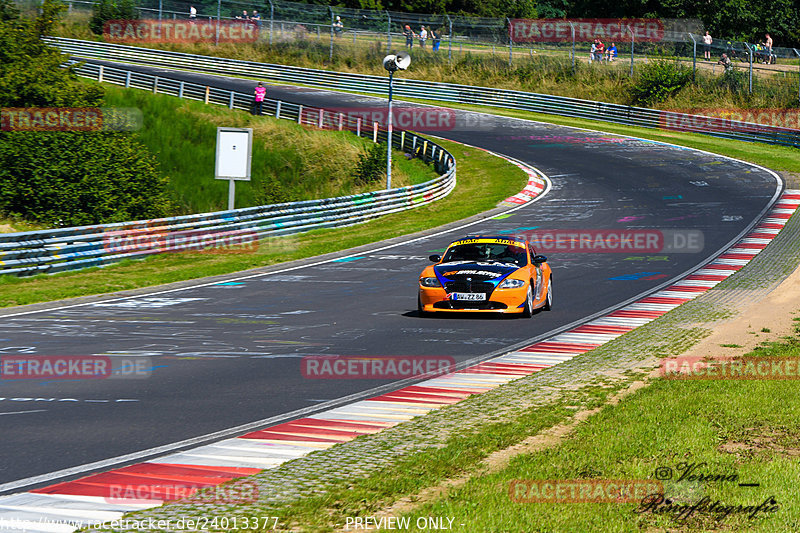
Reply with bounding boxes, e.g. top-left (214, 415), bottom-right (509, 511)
top-left (0, 138), bottom-right (524, 308)
top-left (398, 332), bottom-right (800, 532)
top-left (101, 83), bottom-right (434, 214)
